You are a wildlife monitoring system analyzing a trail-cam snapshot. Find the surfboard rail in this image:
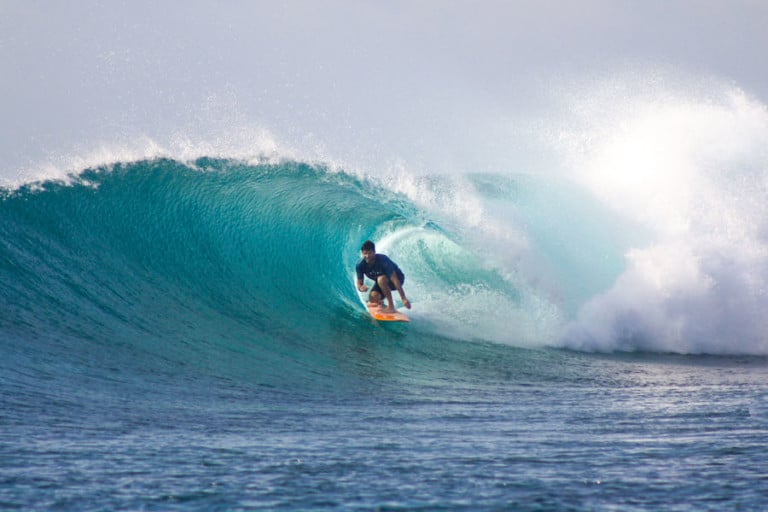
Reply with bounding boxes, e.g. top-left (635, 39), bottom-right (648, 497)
top-left (366, 303), bottom-right (410, 322)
